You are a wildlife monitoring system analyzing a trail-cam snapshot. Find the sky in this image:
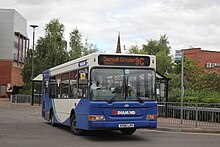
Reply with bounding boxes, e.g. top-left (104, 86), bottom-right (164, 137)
top-left (1, 0), bottom-right (220, 56)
